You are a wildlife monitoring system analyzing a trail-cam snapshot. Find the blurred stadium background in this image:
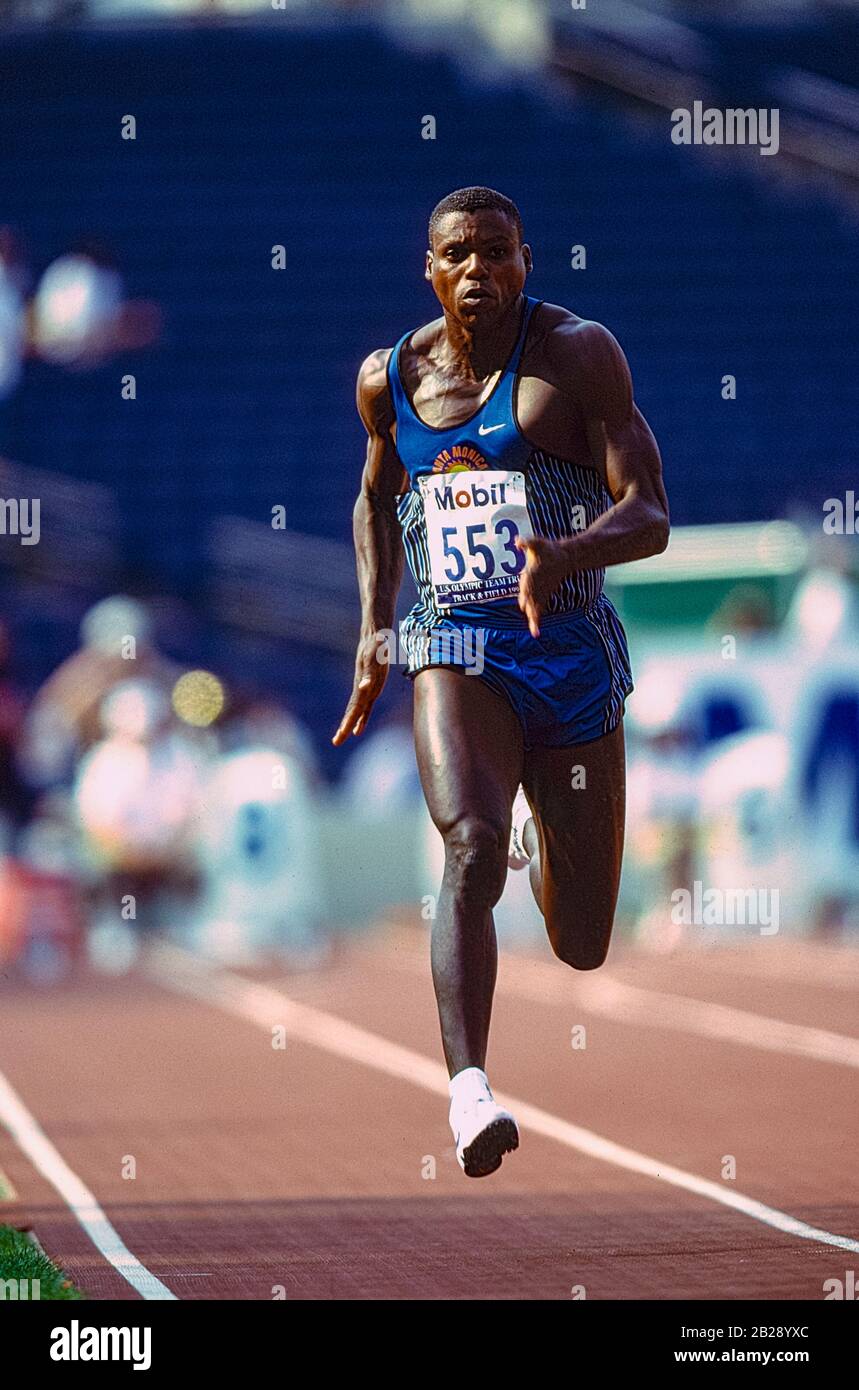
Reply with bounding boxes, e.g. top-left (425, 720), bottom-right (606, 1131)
top-left (0, 0), bottom-right (857, 980)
